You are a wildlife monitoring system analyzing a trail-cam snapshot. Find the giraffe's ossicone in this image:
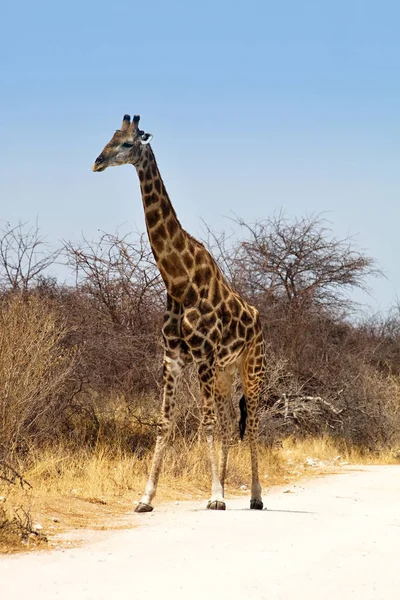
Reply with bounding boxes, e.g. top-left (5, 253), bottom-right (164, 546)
top-left (93, 114), bottom-right (267, 511)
